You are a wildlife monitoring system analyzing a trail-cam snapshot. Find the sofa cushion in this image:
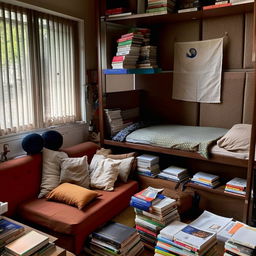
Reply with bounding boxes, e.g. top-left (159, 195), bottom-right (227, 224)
top-left (18, 180), bottom-right (138, 236)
